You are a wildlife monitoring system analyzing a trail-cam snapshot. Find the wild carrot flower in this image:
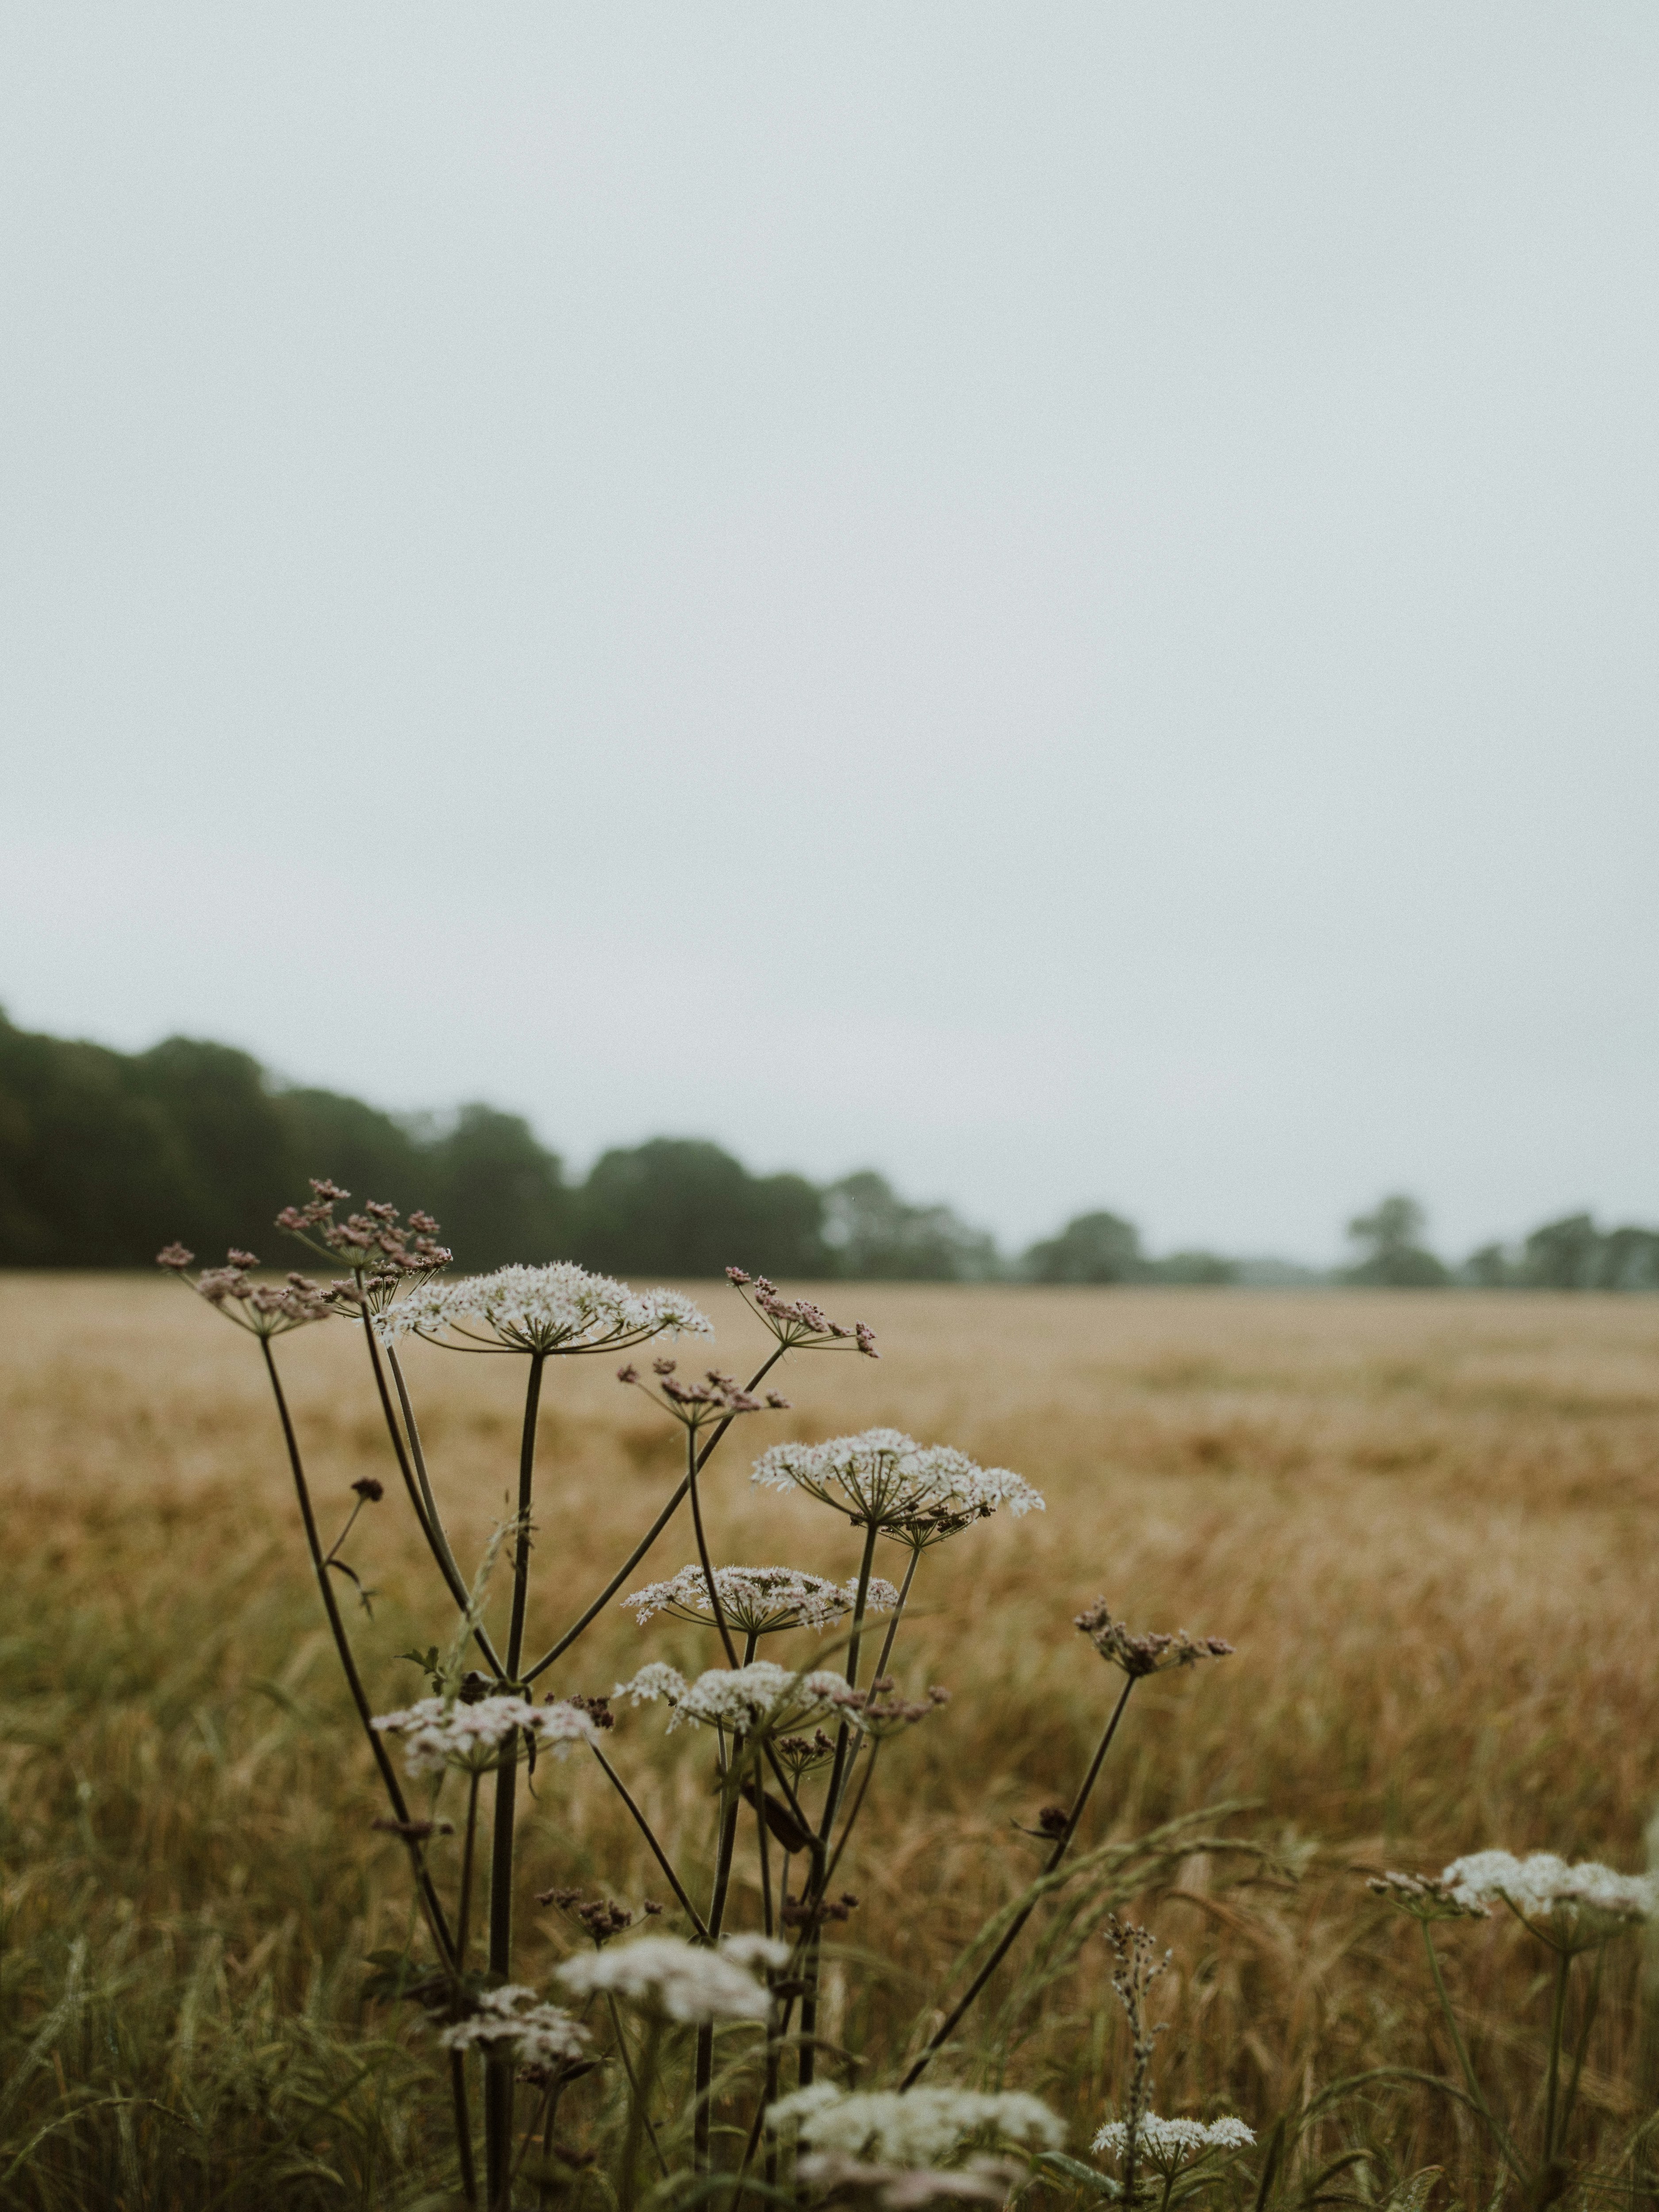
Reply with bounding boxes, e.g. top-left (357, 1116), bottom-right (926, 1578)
top-left (156, 1248), bottom-right (335, 1337)
top-left (623, 1564), bottom-right (900, 1636)
top-left (727, 1270), bottom-right (879, 1358)
top-left (613, 1660), bottom-right (856, 1736)
top-left (555, 1934), bottom-right (775, 2021)
top-left (616, 1360), bottom-right (787, 1430)
top-left (1091, 2115), bottom-right (1255, 2173)
top-left (376, 1262), bottom-right (711, 1355)
top-left (766, 2084), bottom-right (1064, 2163)
top-left (274, 1183), bottom-right (452, 1310)
top-left (439, 1985), bottom-right (590, 2067)
top-left (1439, 1850), bottom-right (1656, 1949)
top-left (372, 1694), bottom-right (599, 1776)
top-left (1367, 1870), bottom-right (1490, 1922)
top-left (751, 1429), bottom-right (1043, 1546)
top-left (1074, 1601), bottom-right (1234, 1677)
